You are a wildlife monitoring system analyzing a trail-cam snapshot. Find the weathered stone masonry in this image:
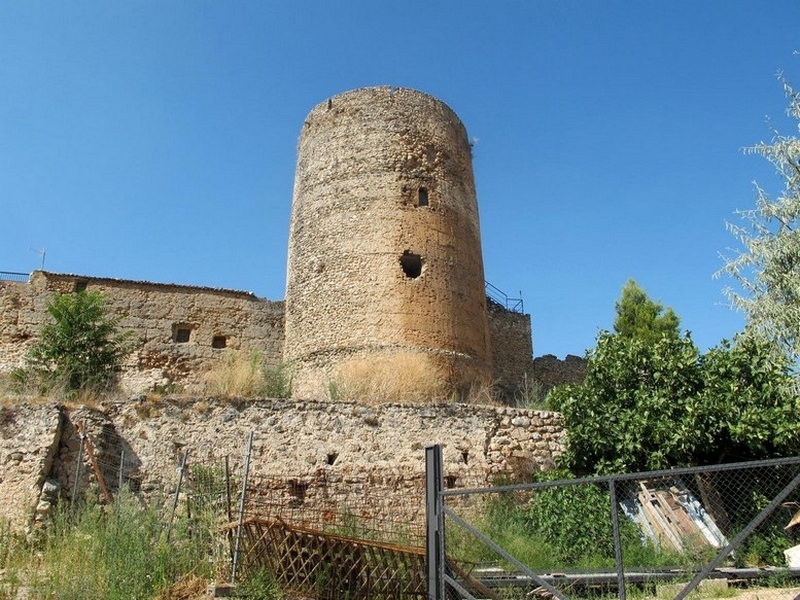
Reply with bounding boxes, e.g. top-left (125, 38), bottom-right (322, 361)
top-left (285, 87), bottom-right (492, 397)
top-left (0, 398), bottom-right (565, 534)
top-left (0, 87), bottom-right (586, 397)
top-left (0, 271), bottom-right (285, 394)
top-left (1, 271), bottom-right (538, 396)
